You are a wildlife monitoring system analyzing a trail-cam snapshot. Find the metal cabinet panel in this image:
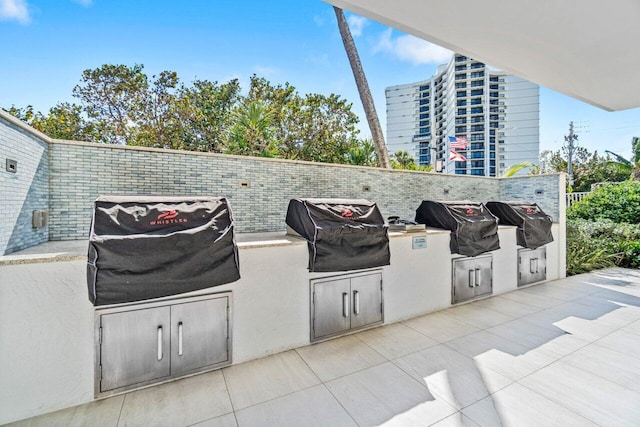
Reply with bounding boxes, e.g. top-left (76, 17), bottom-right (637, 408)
top-left (100, 306), bottom-right (171, 392)
top-left (96, 292), bottom-right (232, 398)
top-left (350, 273), bottom-right (383, 330)
top-left (171, 297), bottom-right (229, 376)
top-left (311, 271), bottom-right (384, 342)
top-left (452, 255), bottom-right (493, 304)
top-left (452, 257), bottom-right (478, 304)
top-left (313, 278), bottom-right (351, 339)
top-left (518, 247), bottom-right (547, 286)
